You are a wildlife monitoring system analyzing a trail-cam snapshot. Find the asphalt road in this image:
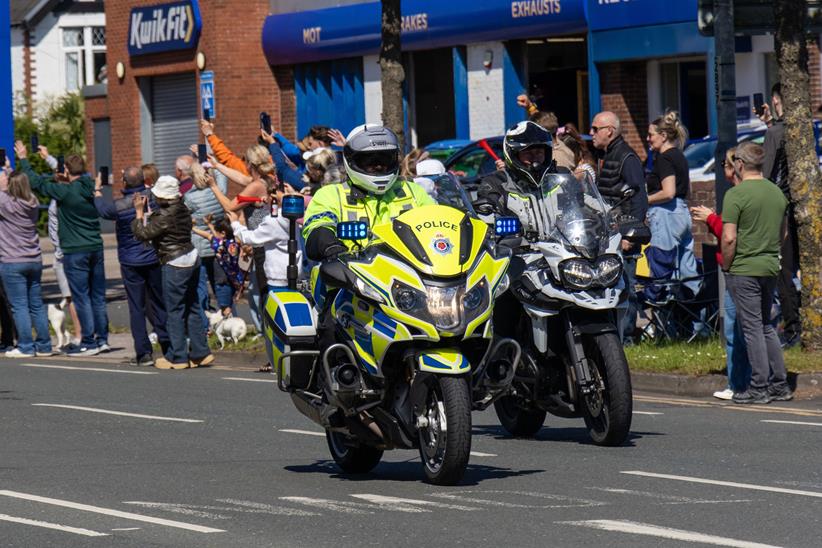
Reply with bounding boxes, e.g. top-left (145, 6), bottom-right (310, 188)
top-left (1, 357), bottom-right (821, 548)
